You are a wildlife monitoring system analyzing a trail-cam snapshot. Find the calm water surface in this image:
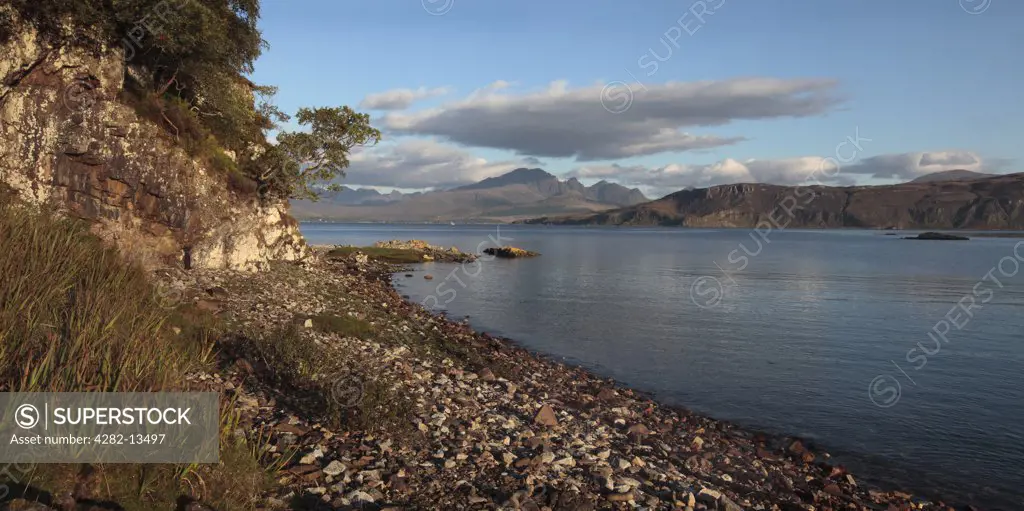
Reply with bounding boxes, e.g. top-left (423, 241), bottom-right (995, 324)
top-left (303, 224), bottom-right (1024, 509)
